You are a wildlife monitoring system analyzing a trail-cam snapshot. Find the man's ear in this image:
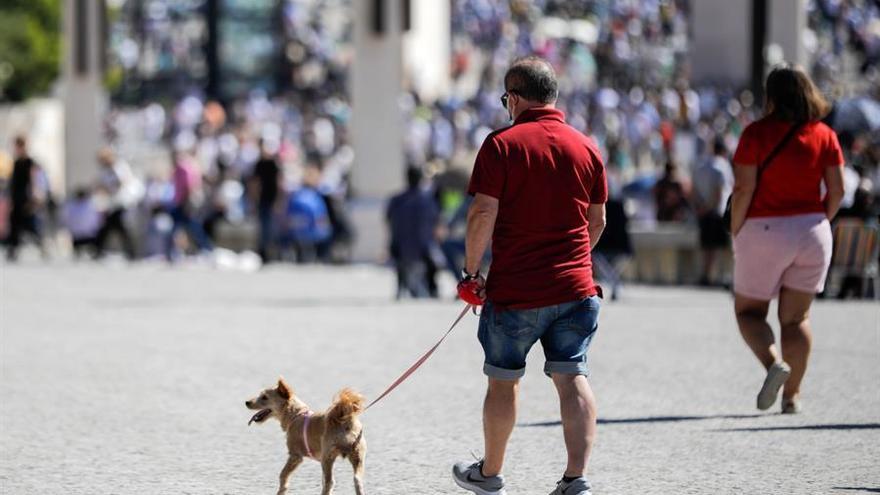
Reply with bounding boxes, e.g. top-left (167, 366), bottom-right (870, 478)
top-left (277, 377), bottom-right (292, 400)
